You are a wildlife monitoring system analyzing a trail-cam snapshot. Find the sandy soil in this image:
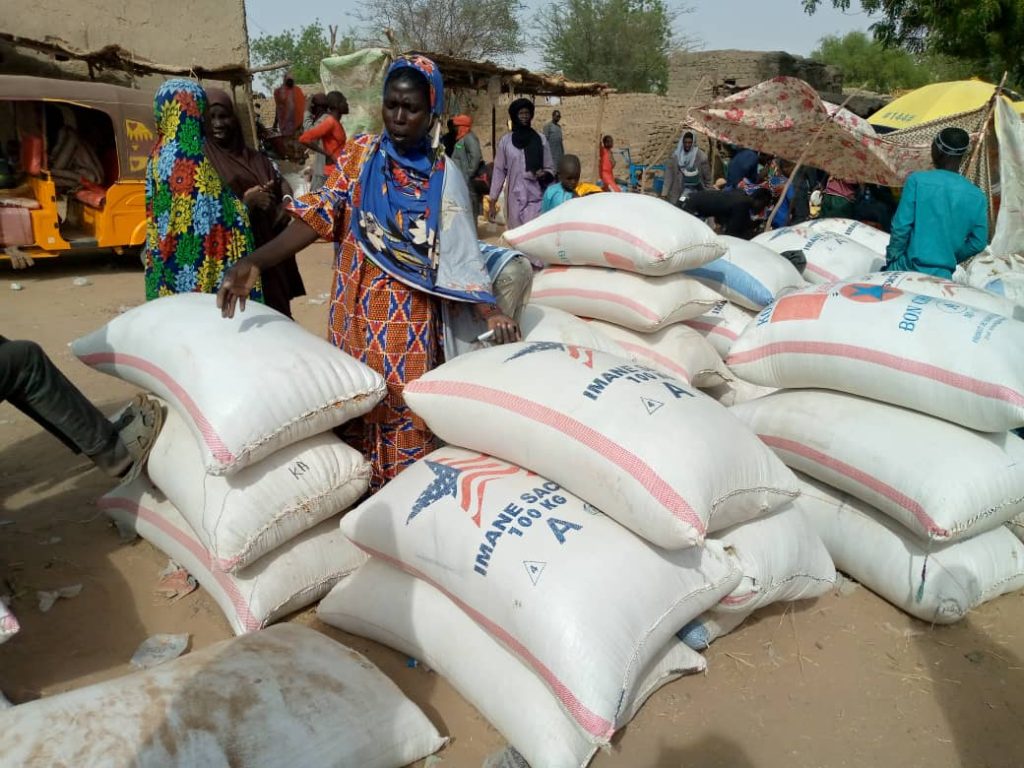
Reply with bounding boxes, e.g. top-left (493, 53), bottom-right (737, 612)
top-left (1, 248), bottom-right (1023, 768)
